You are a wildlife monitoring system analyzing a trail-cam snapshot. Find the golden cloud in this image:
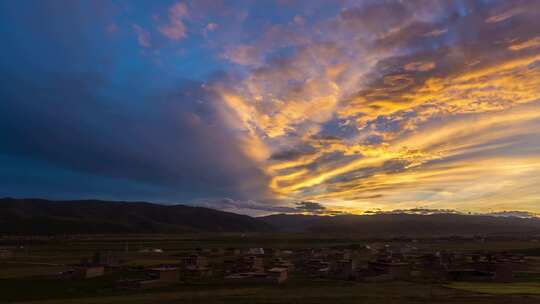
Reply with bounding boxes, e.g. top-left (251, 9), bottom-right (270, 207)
top-left (211, 2), bottom-right (540, 213)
